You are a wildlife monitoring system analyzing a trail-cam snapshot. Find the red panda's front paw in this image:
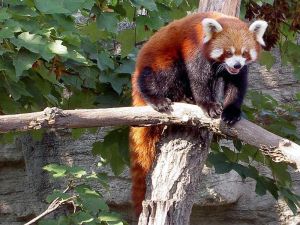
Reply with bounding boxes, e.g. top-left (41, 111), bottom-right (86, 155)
top-left (221, 106), bottom-right (241, 125)
top-left (202, 102), bottom-right (223, 118)
top-left (150, 98), bottom-right (172, 112)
